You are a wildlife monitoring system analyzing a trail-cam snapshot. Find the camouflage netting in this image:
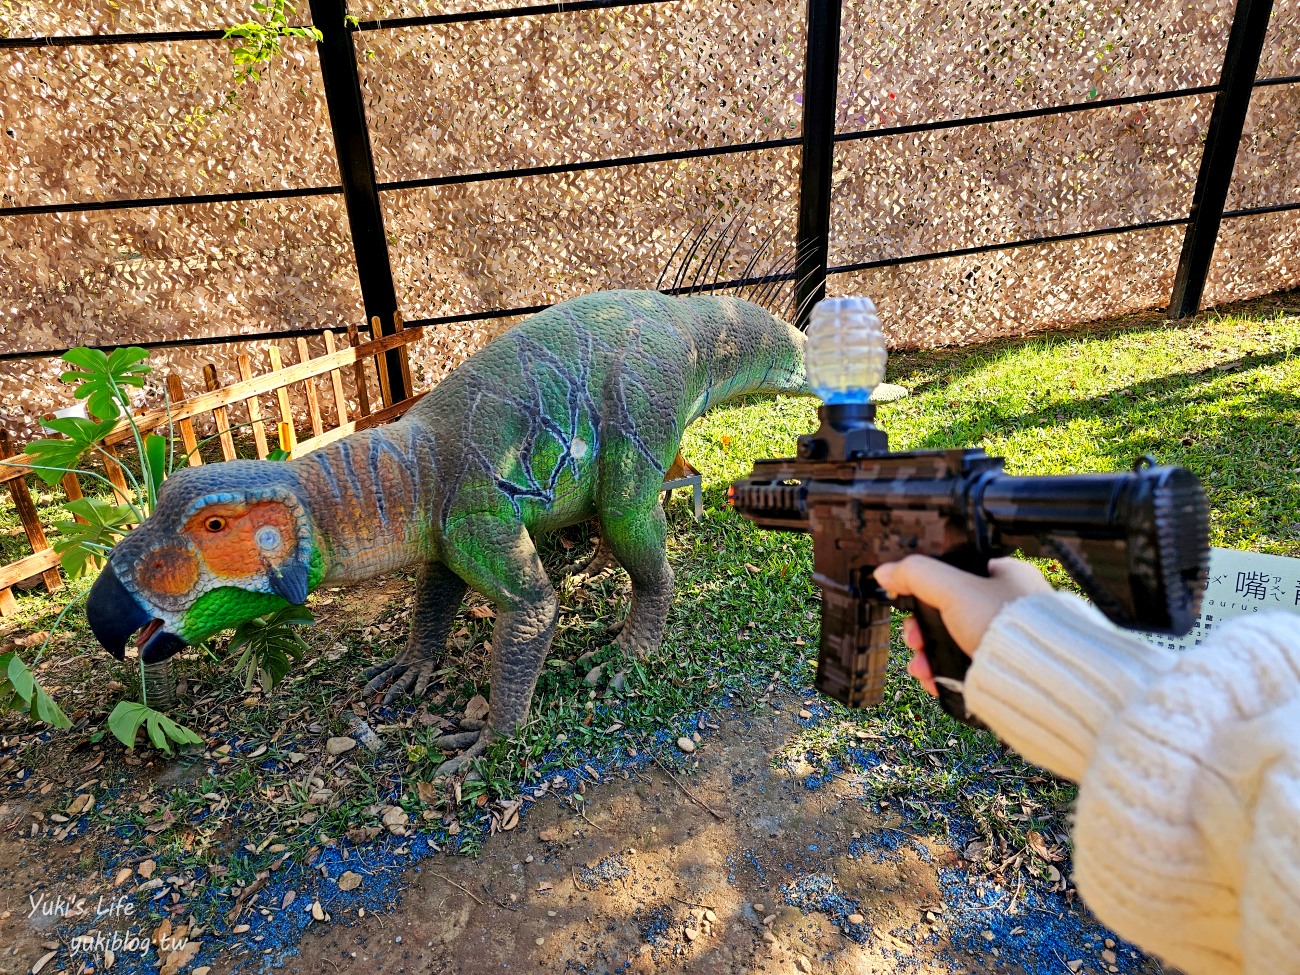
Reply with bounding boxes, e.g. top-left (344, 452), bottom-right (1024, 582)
top-left (1, 0), bottom-right (1298, 440)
